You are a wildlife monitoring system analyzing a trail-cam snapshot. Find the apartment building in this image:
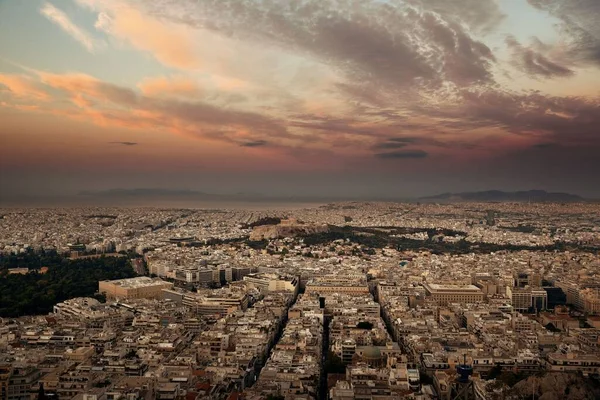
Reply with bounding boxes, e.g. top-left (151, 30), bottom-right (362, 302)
top-left (422, 283), bottom-right (484, 306)
top-left (243, 273), bottom-right (299, 293)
